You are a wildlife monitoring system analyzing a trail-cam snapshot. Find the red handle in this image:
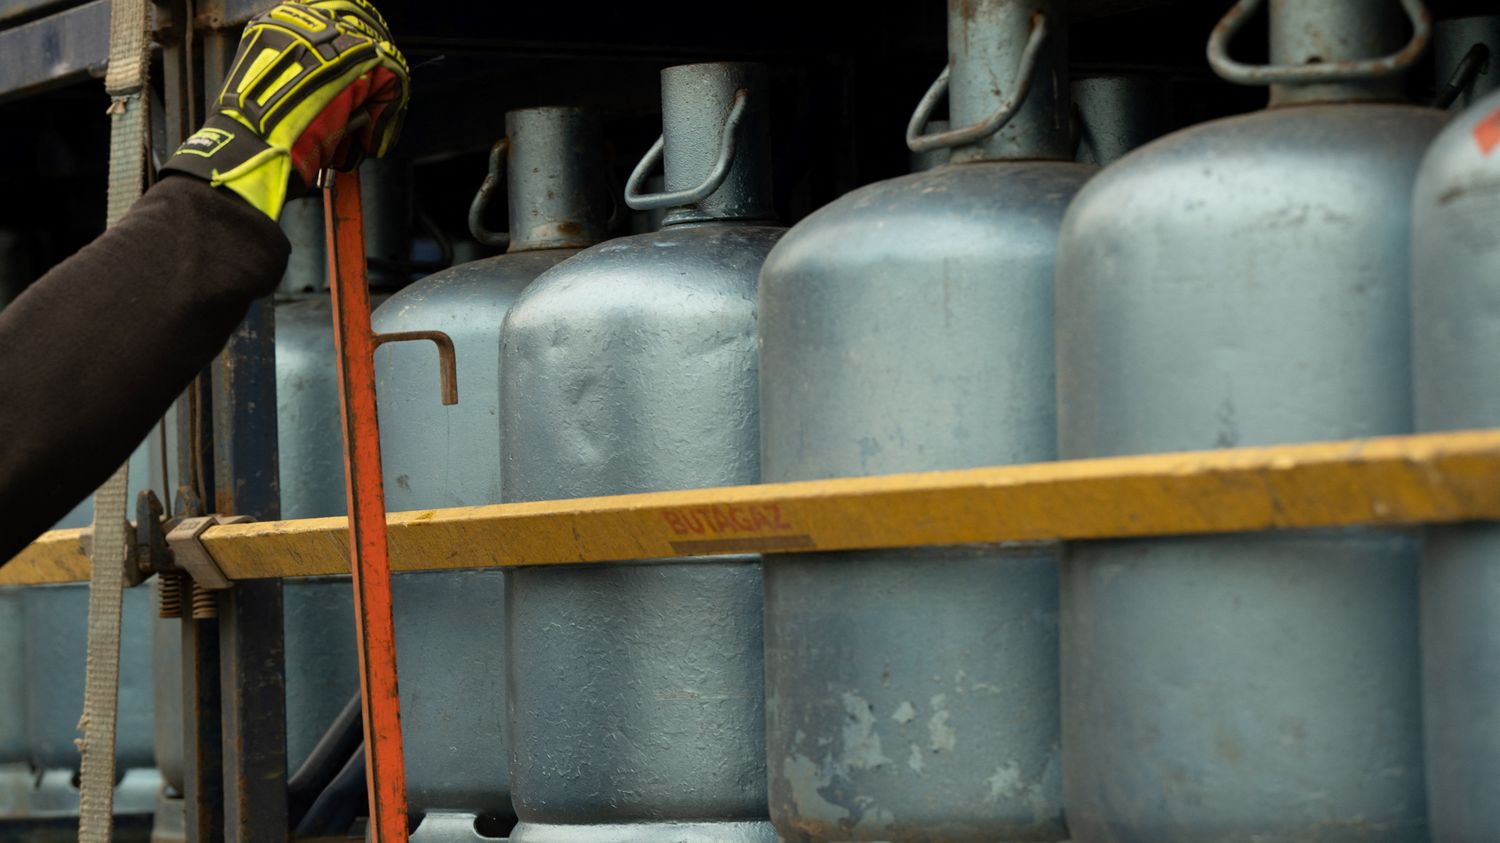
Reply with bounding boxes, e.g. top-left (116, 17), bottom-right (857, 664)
top-left (325, 169), bottom-right (410, 843)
